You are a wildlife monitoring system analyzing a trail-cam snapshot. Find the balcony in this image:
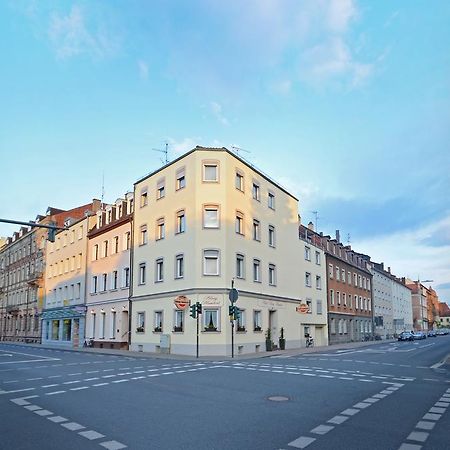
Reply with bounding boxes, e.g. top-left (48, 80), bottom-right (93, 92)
top-left (27, 271), bottom-right (43, 285)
